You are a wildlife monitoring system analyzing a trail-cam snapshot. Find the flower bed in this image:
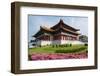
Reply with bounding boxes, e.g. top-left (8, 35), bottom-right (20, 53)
top-left (29, 51), bottom-right (88, 61)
